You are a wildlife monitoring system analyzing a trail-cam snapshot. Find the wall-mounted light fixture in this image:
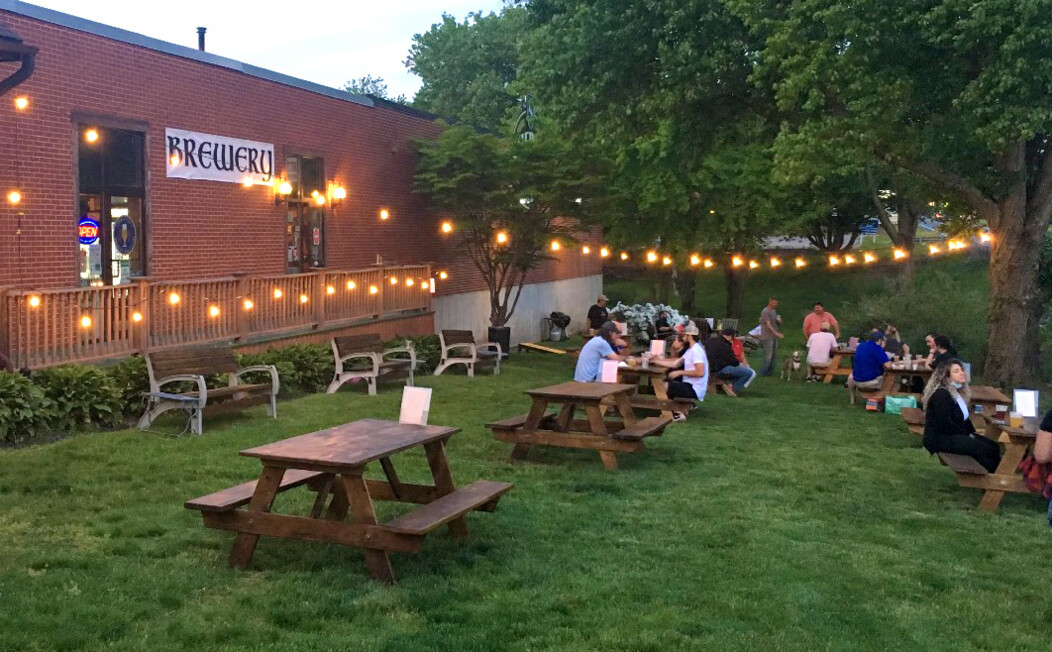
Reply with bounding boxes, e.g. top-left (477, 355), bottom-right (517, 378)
top-left (274, 179), bottom-right (292, 206)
